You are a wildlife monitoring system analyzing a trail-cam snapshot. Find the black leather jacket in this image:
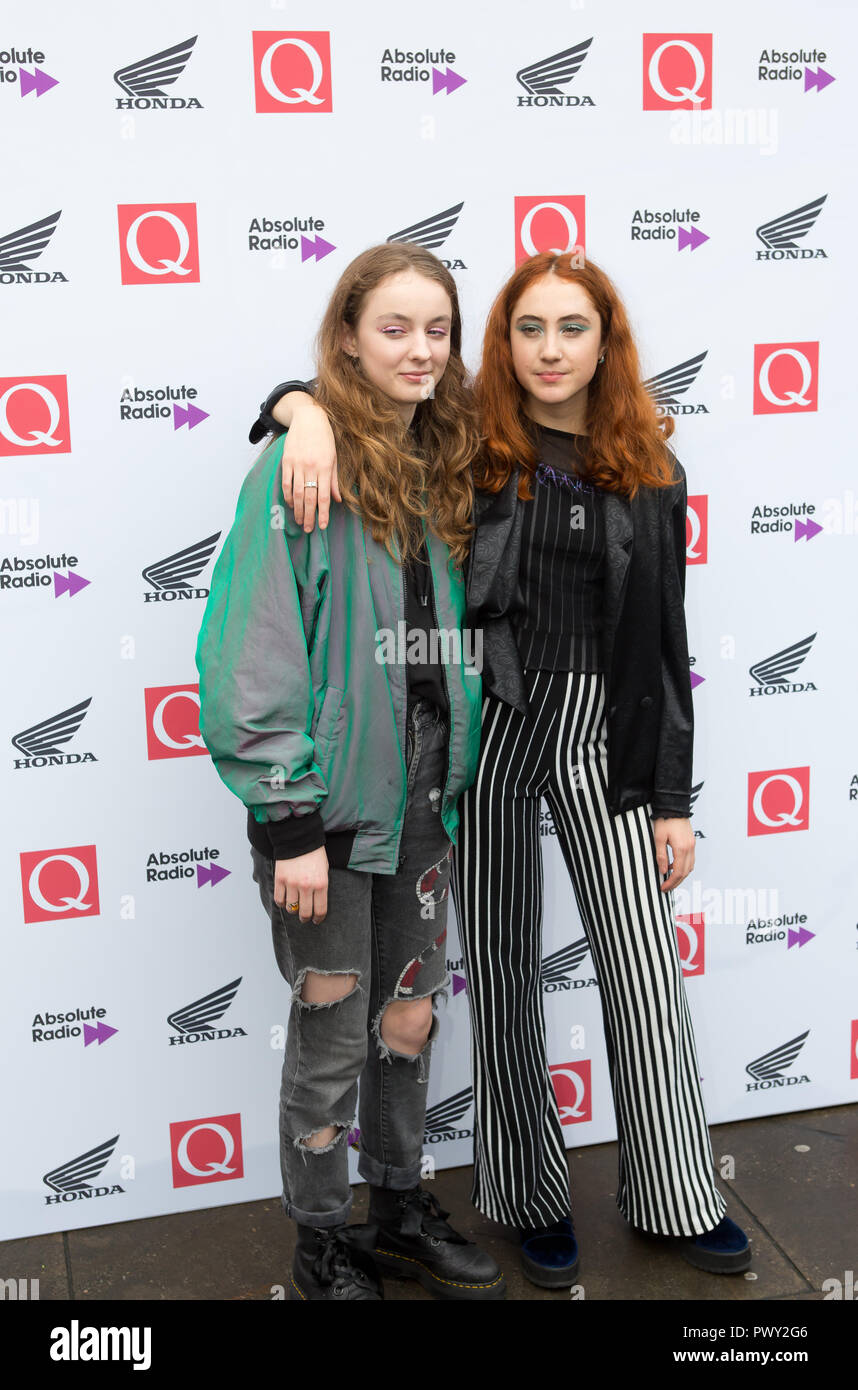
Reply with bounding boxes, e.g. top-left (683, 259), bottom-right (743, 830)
top-left (467, 460), bottom-right (694, 820)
